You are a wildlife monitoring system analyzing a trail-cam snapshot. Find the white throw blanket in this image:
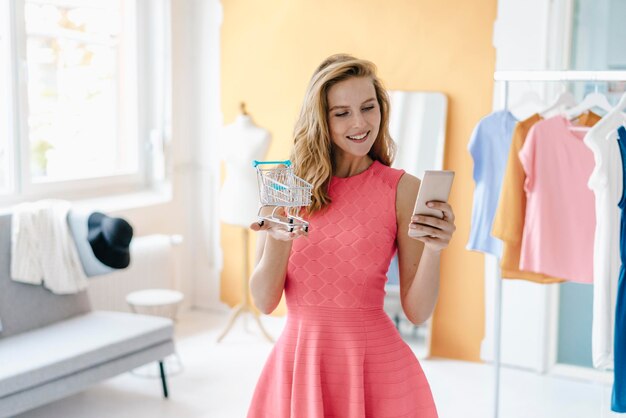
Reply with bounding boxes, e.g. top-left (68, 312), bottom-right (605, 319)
top-left (11, 200), bottom-right (88, 294)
